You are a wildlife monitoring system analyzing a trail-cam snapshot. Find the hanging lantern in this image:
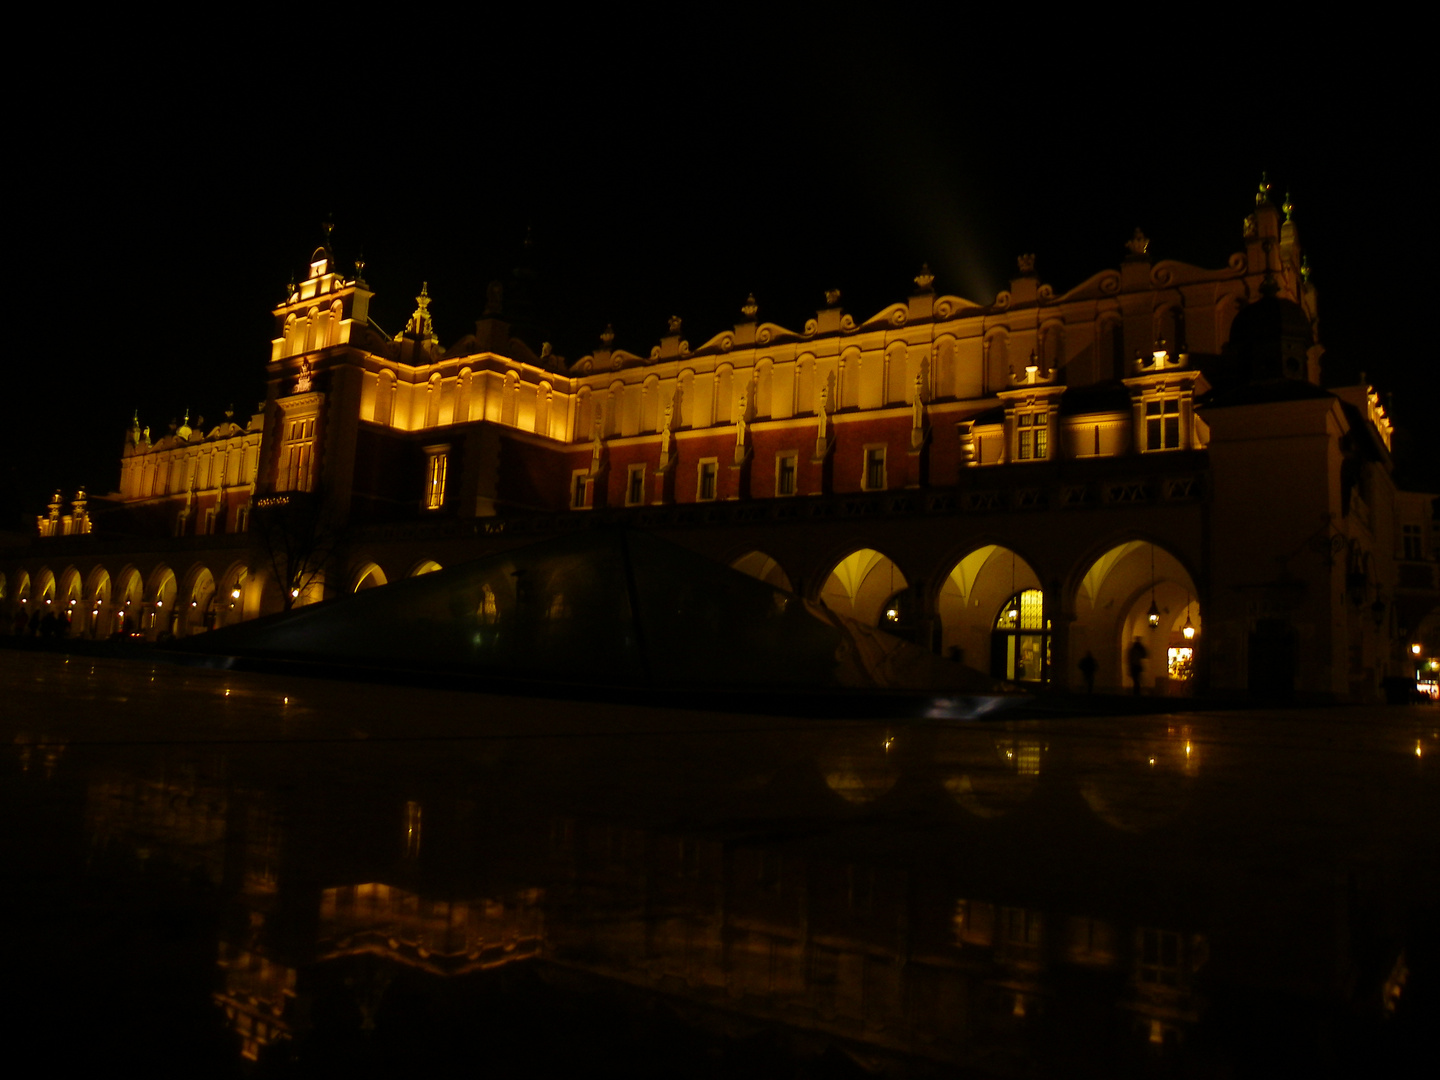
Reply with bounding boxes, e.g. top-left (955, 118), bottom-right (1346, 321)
top-left (1182, 614), bottom-right (1195, 640)
top-left (1147, 596), bottom-right (1160, 628)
